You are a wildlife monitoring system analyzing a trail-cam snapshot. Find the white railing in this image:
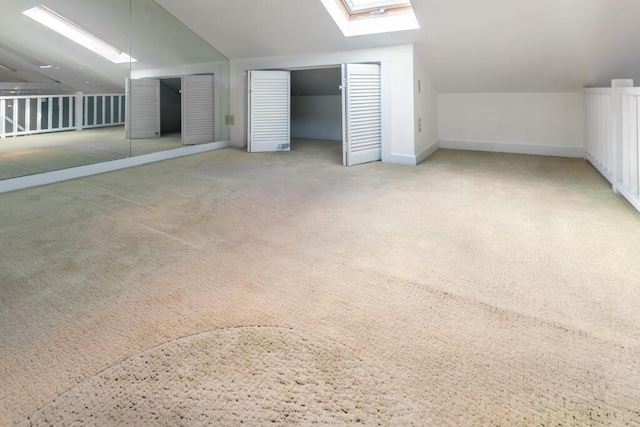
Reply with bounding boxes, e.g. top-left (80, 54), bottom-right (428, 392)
top-left (0, 92), bottom-right (125, 138)
top-left (82, 94), bottom-right (126, 129)
top-left (585, 87), bottom-right (640, 212)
